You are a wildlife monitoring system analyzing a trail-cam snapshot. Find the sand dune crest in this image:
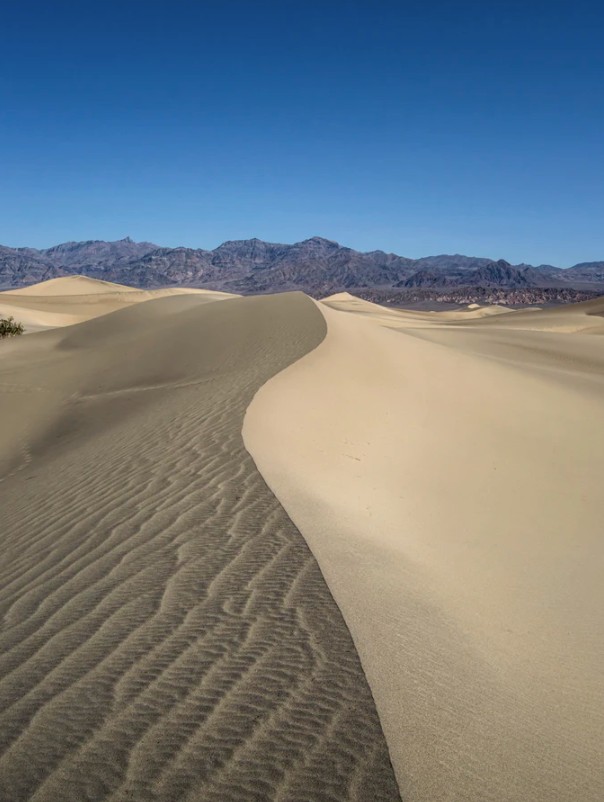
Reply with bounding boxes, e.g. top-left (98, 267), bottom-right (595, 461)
top-left (0, 277), bottom-right (239, 333)
top-left (0, 292), bottom-right (400, 801)
top-left (245, 294), bottom-right (604, 802)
